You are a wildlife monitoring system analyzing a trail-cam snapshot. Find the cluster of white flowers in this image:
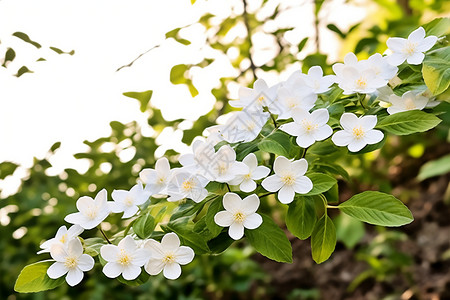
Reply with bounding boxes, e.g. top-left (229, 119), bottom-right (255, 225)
top-left (36, 25), bottom-right (438, 288)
